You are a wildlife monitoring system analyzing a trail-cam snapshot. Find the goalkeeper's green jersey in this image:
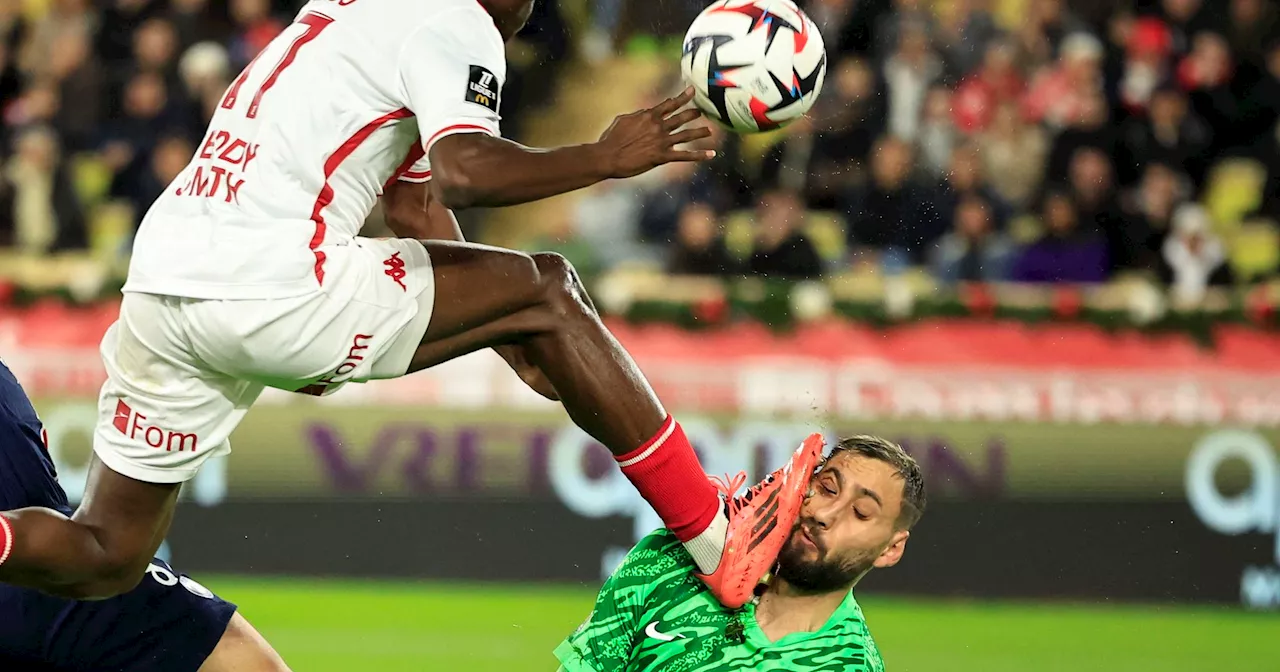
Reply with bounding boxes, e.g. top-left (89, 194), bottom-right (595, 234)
top-left (554, 530), bottom-right (886, 672)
